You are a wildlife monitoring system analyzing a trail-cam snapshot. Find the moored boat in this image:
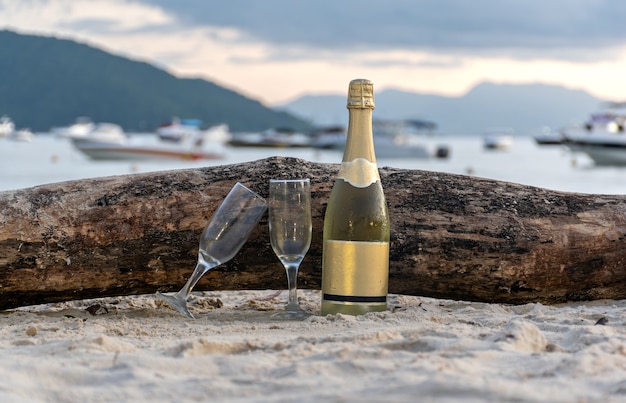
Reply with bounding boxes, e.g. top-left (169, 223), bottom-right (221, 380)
top-left (156, 118), bottom-right (202, 143)
top-left (72, 124), bottom-right (224, 161)
top-left (560, 111), bottom-right (626, 165)
top-left (72, 141), bottom-right (225, 161)
top-left (52, 117), bottom-right (96, 139)
top-left (374, 120), bottom-right (449, 159)
top-left (373, 134), bottom-right (450, 159)
top-left (561, 112), bottom-right (626, 138)
top-left (8, 128), bottom-right (33, 142)
top-left (562, 134), bottom-right (626, 166)
top-left (228, 128), bottom-right (311, 148)
top-left (310, 126), bottom-right (346, 149)
top-left (73, 123), bottom-right (127, 143)
top-left (534, 127), bottom-right (564, 145)
top-left (0, 115), bottom-right (15, 137)
top-left (483, 128), bottom-right (514, 150)
top-left (311, 120), bottom-right (449, 159)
